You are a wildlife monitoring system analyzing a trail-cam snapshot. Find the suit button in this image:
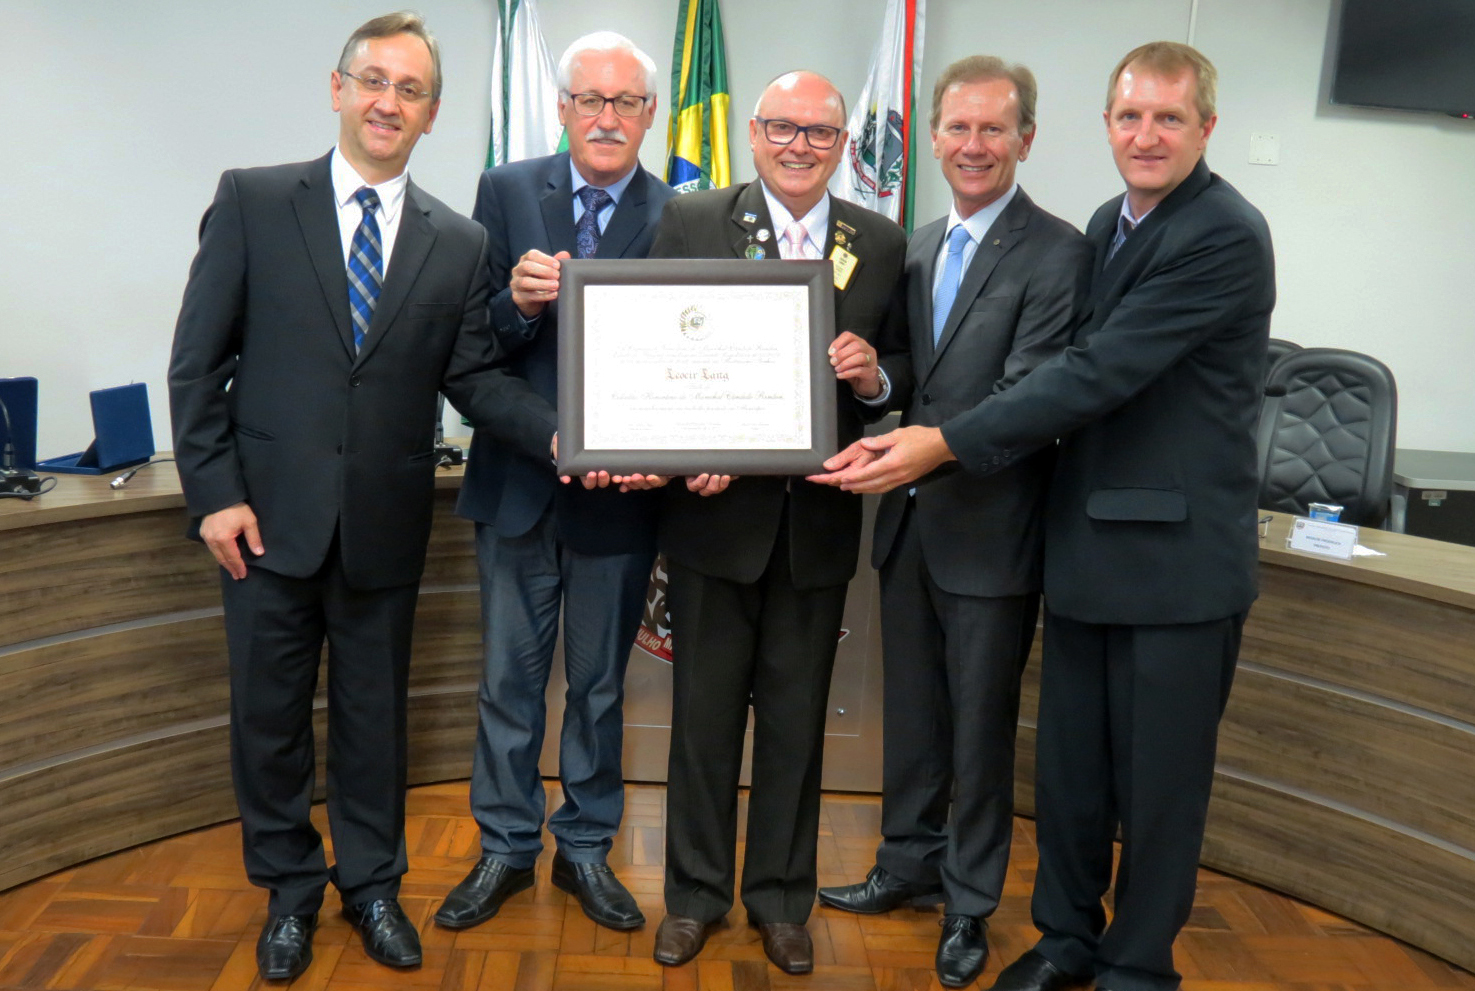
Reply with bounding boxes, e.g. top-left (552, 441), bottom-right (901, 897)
top-left (349, 375), bottom-right (362, 387)
top-left (921, 393), bottom-right (932, 405)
